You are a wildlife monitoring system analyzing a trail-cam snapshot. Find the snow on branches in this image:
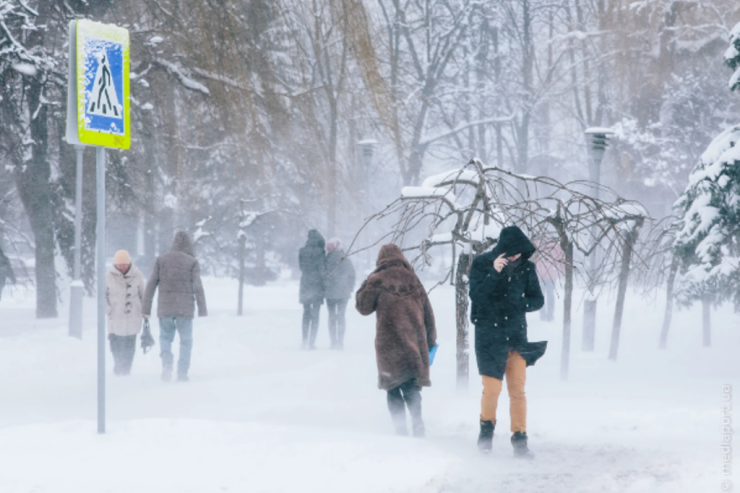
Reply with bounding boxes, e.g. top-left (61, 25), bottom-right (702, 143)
top-left (674, 26), bottom-right (740, 310)
top-left (726, 22), bottom-right (740, 91)
top-left (673, 124), bottom-right (740, 308)
top-left (349, 158), bottom-right (650, 381)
